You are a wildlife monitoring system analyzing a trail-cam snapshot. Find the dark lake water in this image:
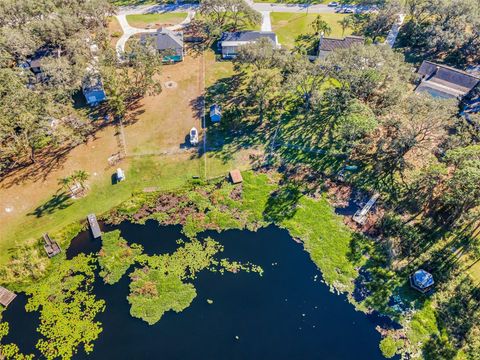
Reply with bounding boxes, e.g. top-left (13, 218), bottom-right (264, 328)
top-left (2, 221), bottom-right (390, 359)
